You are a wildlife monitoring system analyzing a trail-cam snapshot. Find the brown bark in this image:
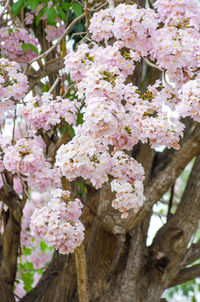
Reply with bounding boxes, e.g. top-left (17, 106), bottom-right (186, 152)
top-left (0, 186), bottom-right (25, 302)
